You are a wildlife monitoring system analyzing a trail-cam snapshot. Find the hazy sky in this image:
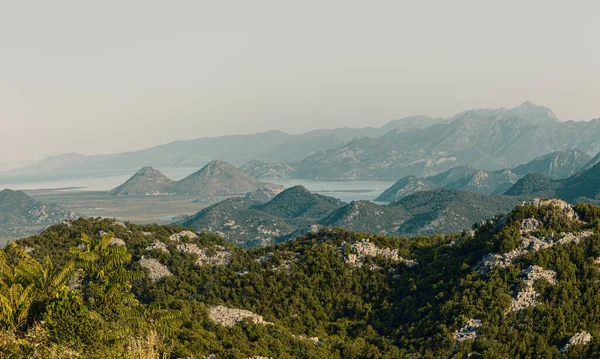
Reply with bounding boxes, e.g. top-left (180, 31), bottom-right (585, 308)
top-left (1, 0), bottom-right (599, 168)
